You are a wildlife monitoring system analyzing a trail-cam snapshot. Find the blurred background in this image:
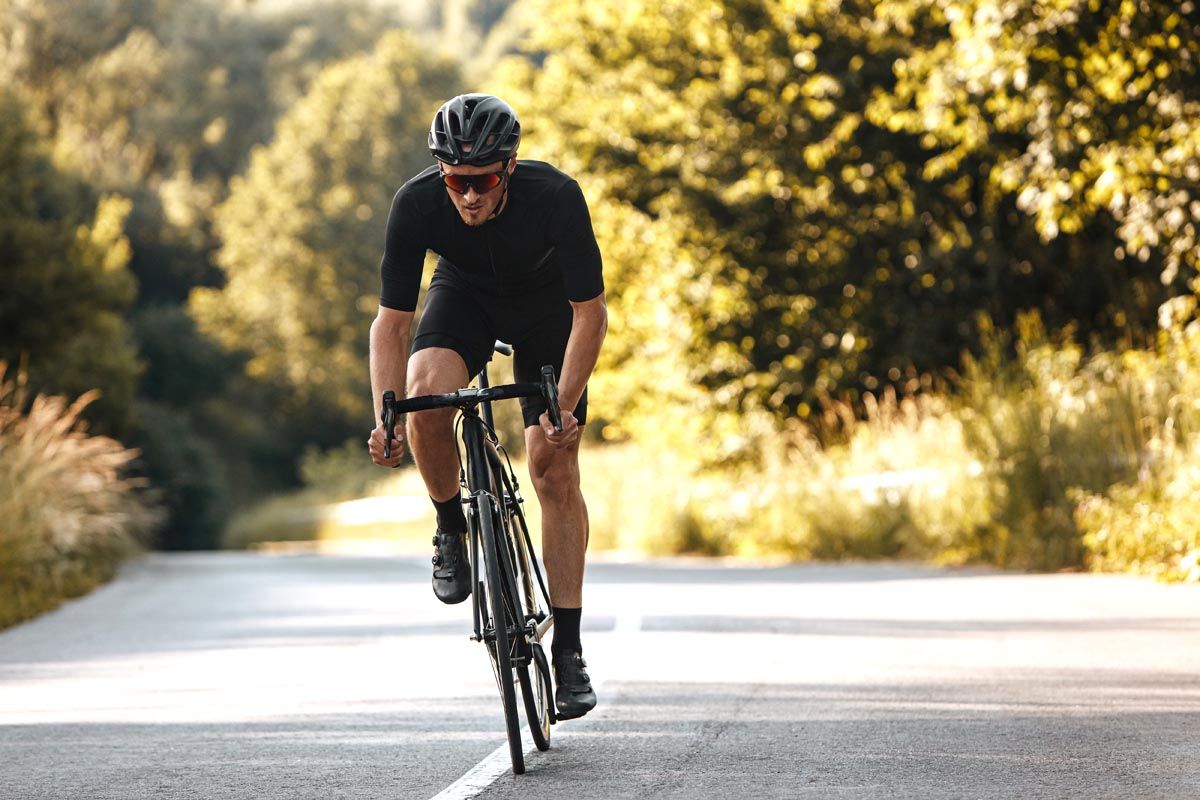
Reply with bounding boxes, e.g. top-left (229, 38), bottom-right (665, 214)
top-left (2, 0), bottom-right (1199, 628)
